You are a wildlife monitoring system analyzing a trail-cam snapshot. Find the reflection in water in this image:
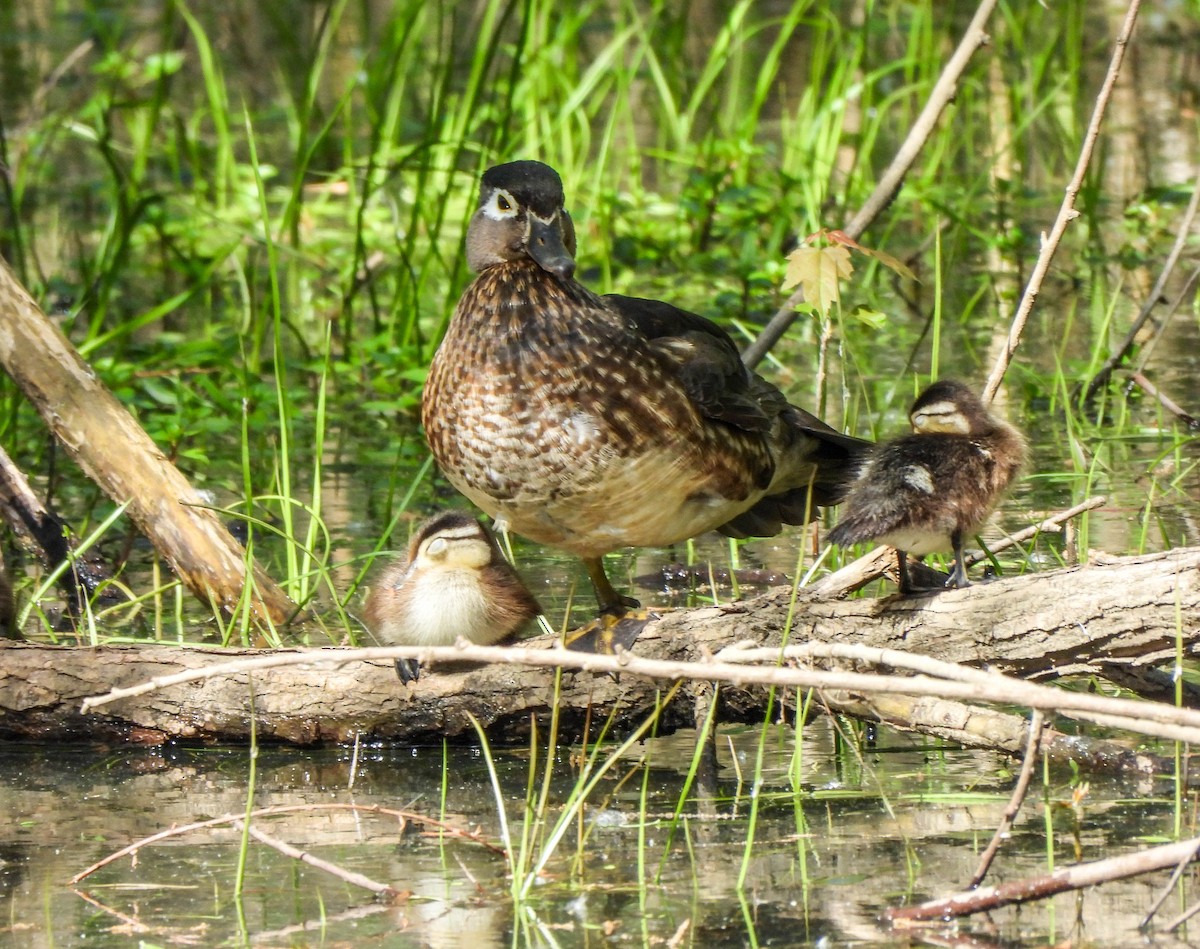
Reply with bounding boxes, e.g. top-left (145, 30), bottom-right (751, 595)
top-left (0, 728), bottom-right (1182, 946)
